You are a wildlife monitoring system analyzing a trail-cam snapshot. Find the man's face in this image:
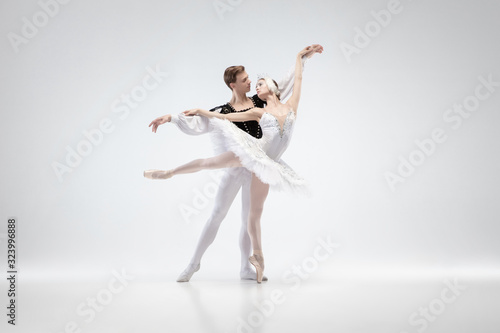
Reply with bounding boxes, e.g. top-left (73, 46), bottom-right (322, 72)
top-left (232, 71), bottom-right (251, 93)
